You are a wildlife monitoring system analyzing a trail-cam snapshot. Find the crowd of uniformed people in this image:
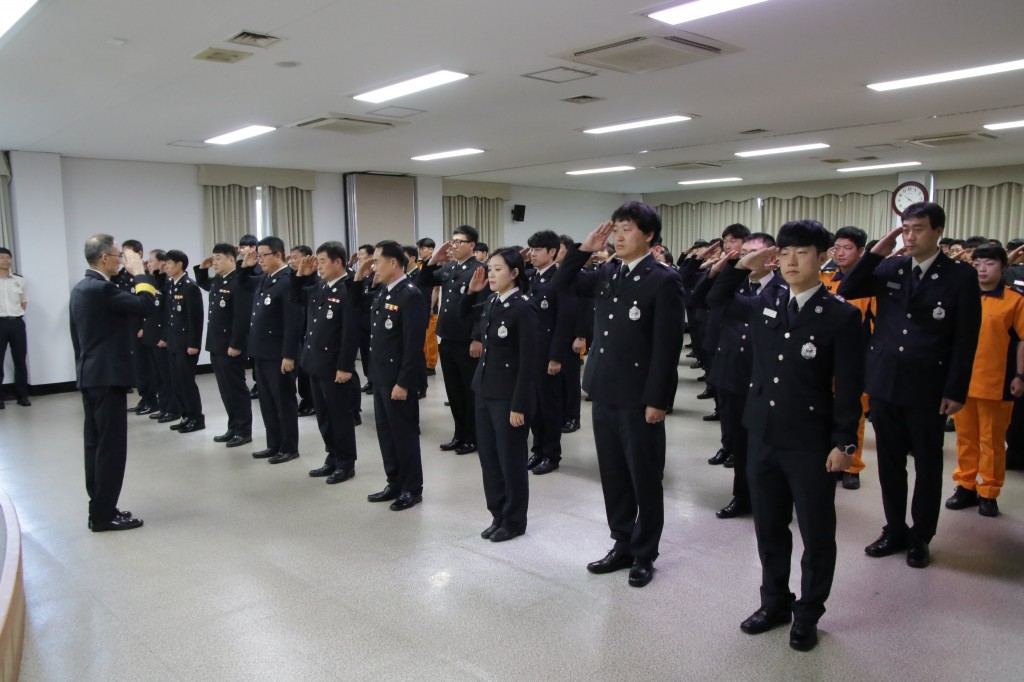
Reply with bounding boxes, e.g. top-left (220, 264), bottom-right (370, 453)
top-left (66, 197), bottom-right (1020, 652)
